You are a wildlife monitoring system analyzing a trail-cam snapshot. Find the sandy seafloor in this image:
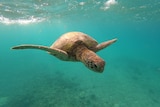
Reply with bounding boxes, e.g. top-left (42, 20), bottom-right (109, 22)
top-left (0, 0), bottom-right (160, 107)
